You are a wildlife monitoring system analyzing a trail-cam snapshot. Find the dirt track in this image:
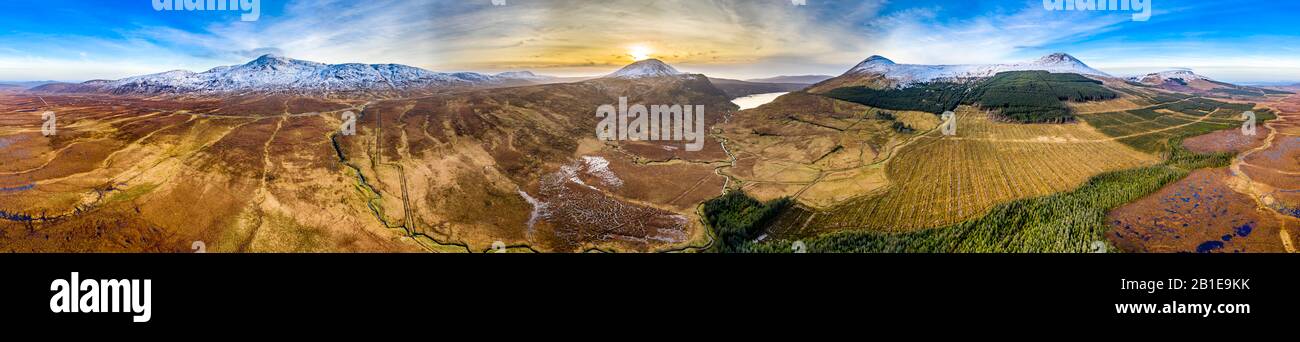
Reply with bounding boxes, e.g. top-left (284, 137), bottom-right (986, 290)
top-left (1226, 95), bottom-right (1300, 252)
